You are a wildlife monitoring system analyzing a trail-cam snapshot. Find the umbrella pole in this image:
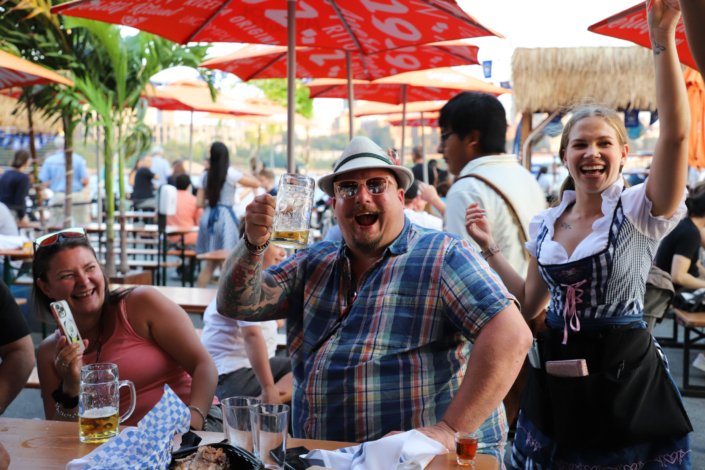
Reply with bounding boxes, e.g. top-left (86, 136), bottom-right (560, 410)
top-left (270, 129), bottom-right (274, 170)
top-left (400, 84), bottom-right (407, 166)
top-left (188, 110), bottom-right (194, 174)
top-left (346, 50), bottom-right (354, 141)
top-left (96, 126), bottom-right (102, 226)
top-left (286, 0), bottom-right (296, 174)
top-left (421, 111), bottom-right (428, 184)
